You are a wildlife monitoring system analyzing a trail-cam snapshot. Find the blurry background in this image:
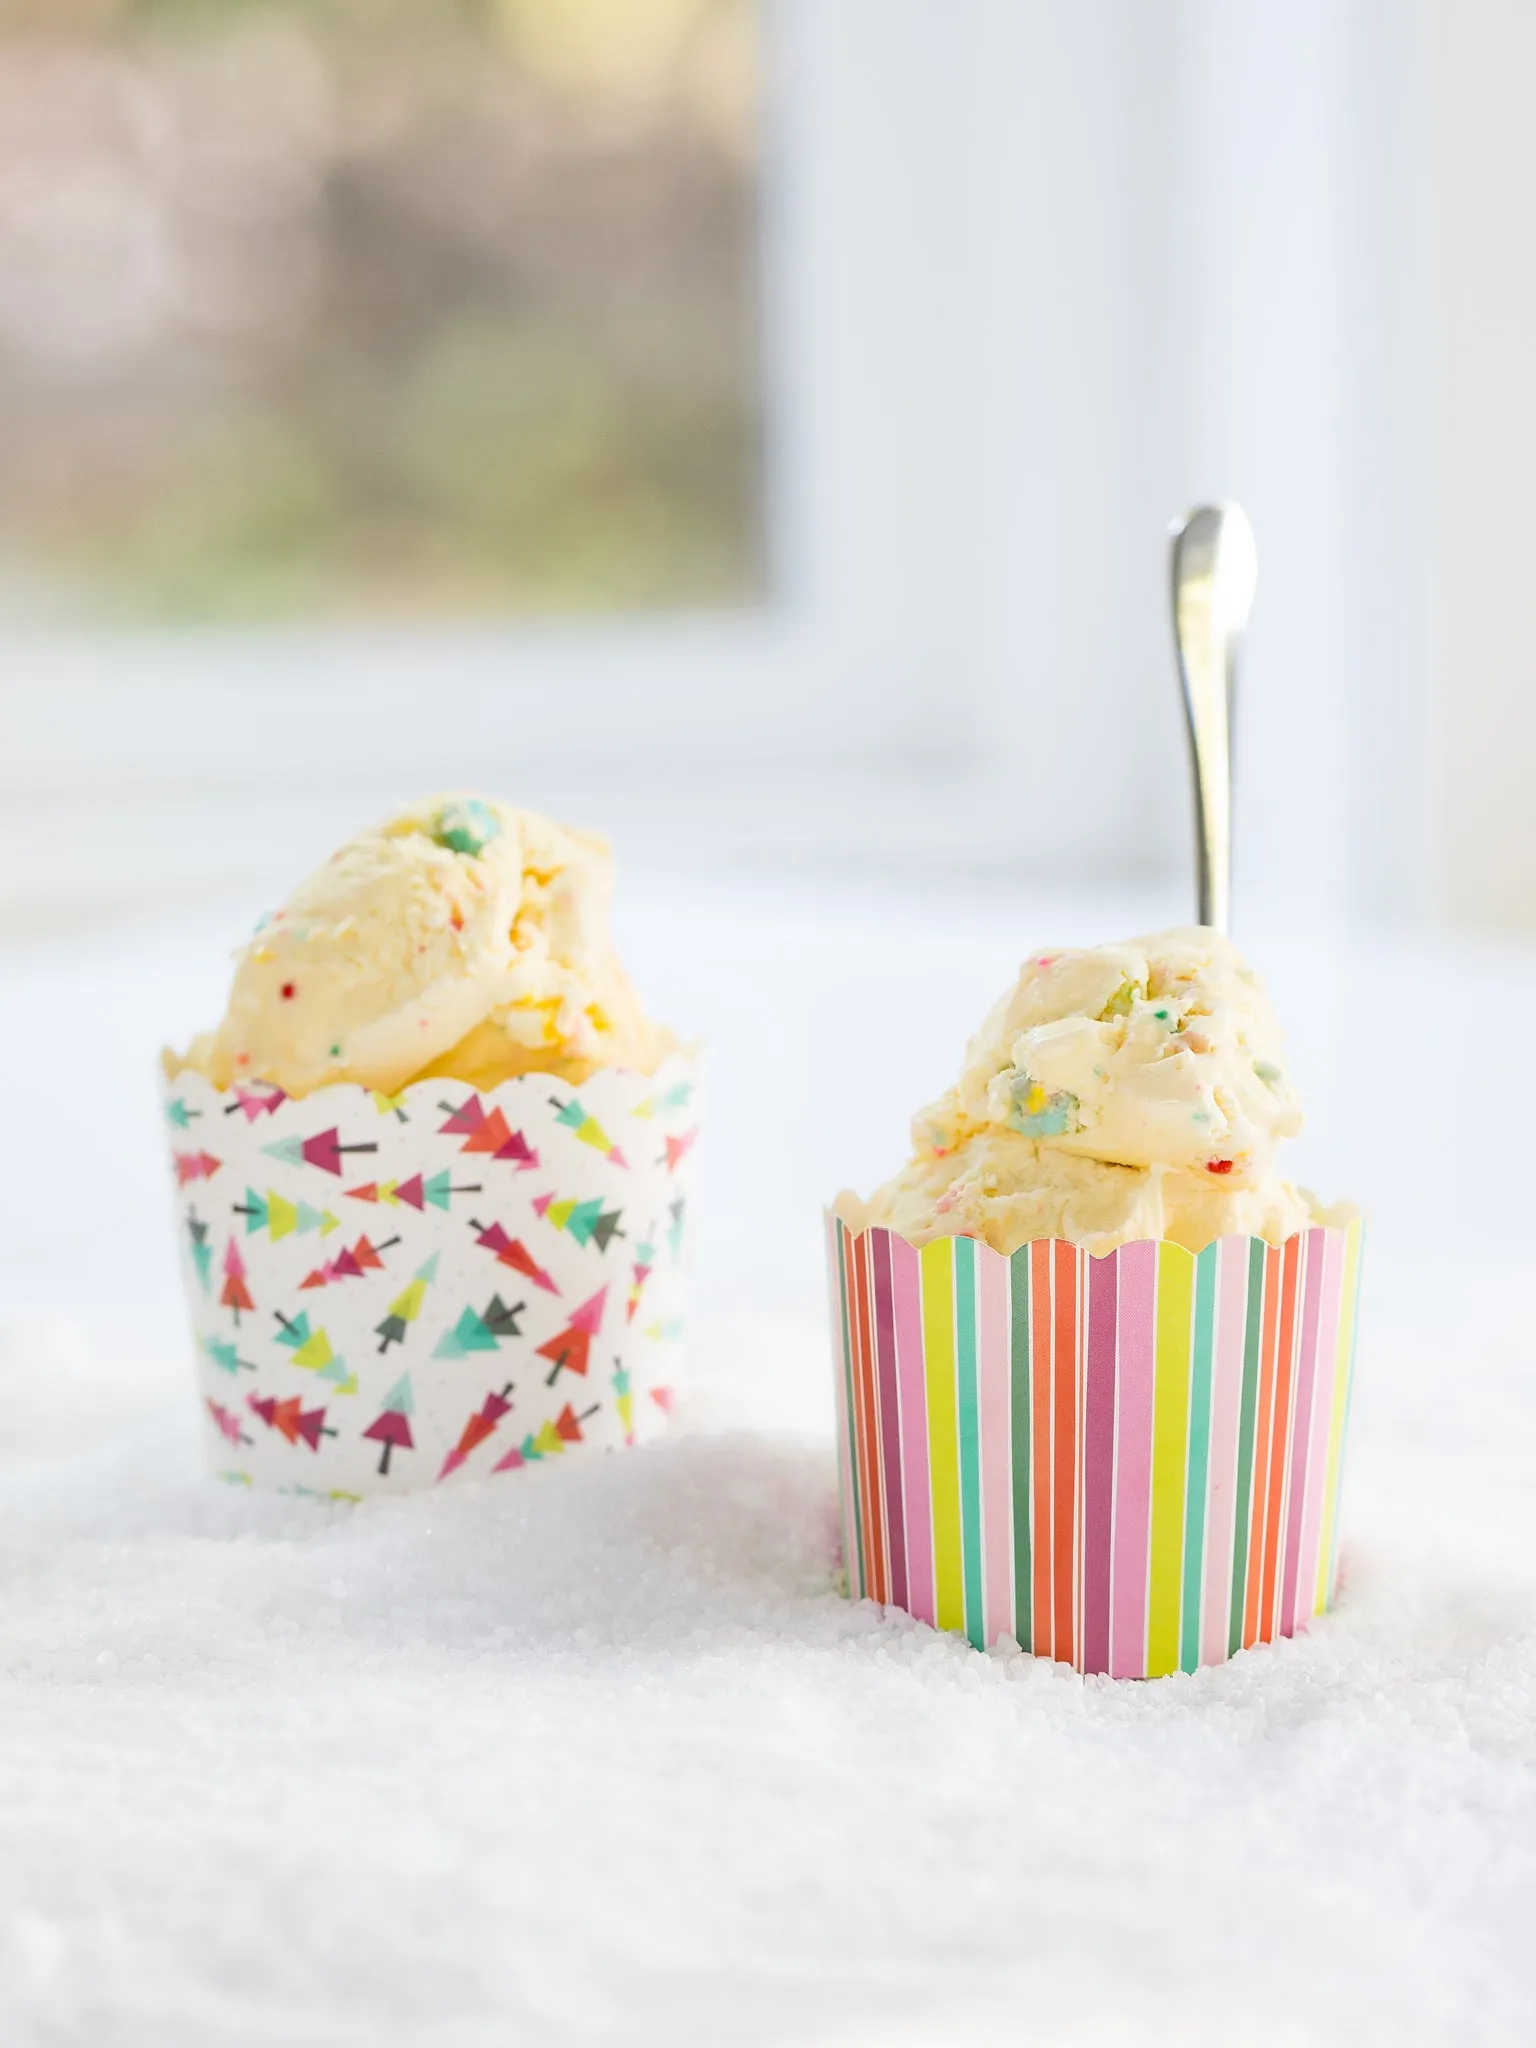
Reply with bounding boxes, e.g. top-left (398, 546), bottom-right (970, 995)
top-left (1, 0), bottom-right (1535, 1314)
top-left (0, 0), bottom-right (761, 626)
top-left (4, 0), bottom-right (1534, 930)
